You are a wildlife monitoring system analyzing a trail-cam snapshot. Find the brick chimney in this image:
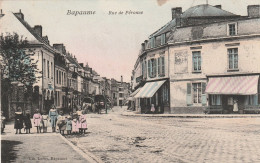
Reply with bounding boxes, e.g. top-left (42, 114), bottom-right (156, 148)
top-left (121, 75), bottom-right (123, 83)
top-left (144, 40), bottom-right (148, 49)
top-left (14, 9), bottom-right (24, 20)
top-left (33, 25), bottom-right (42, 37)
top-left (248, 5), bottom-right (260, 18)
top-left (214, 5), bottom-right (222, 9)
top-left (141, 43), bottom-right (145, 51)
top-left (42, 36), bottom-right (49, 45)
top-left (53, 44), bottom-right (66, 54)
top-left (0, 9), bottom-right (4, 17)
top-left (171, 7), bottom-right (182, 26)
